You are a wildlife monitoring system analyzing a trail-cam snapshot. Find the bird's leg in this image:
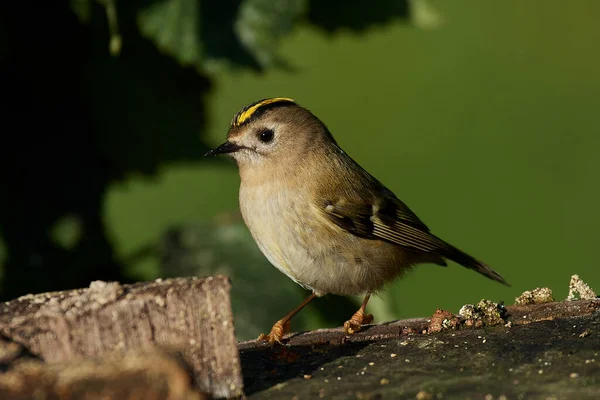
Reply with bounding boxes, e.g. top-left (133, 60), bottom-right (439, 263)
top-left (258, 292), bottom-right (317, 344)
top-left (344, 294), bottom-right (373, 335)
